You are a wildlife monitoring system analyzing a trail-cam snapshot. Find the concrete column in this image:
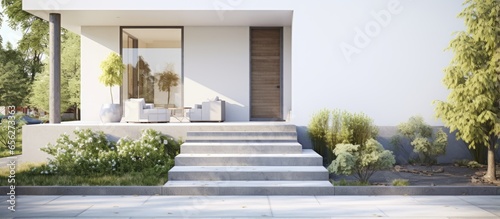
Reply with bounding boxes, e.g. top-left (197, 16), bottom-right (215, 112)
top-left (49, 13), bottom-right (61, 123)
